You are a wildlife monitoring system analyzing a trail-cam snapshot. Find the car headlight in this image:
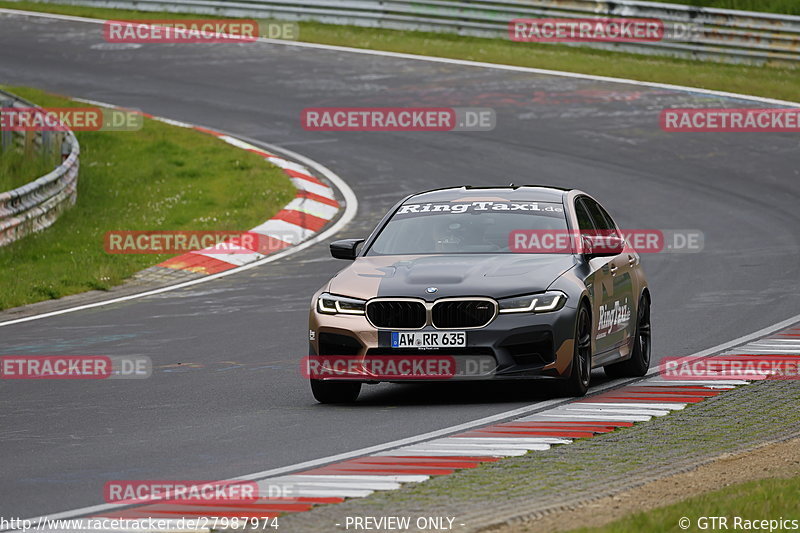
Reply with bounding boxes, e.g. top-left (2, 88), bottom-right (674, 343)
top-left (317, 293), bottom-right (366, 315)
top-left (498, 291), bottom-right (567, 314)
